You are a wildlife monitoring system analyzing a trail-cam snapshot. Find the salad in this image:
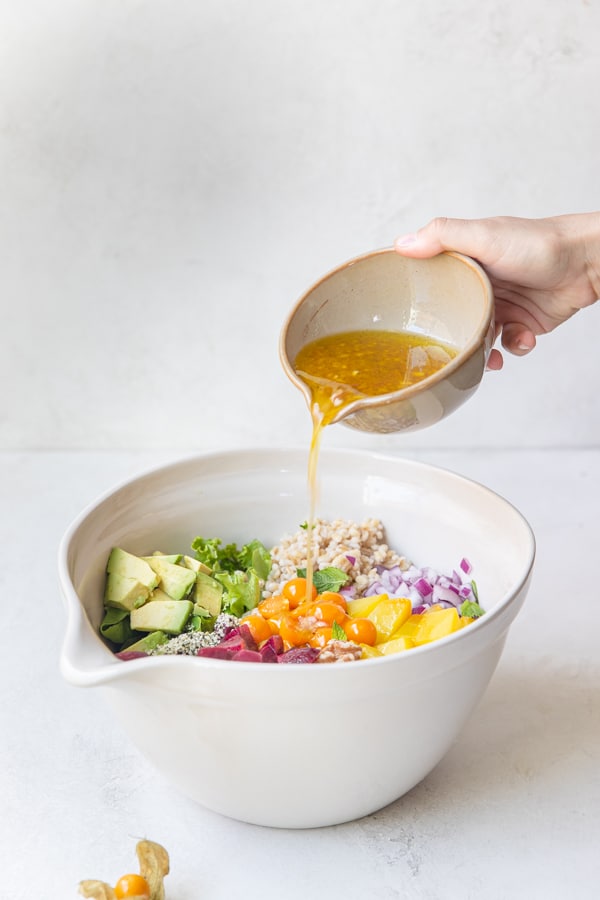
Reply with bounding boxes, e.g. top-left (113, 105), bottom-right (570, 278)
top-left (100, 519), bottom-right (484, 664)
